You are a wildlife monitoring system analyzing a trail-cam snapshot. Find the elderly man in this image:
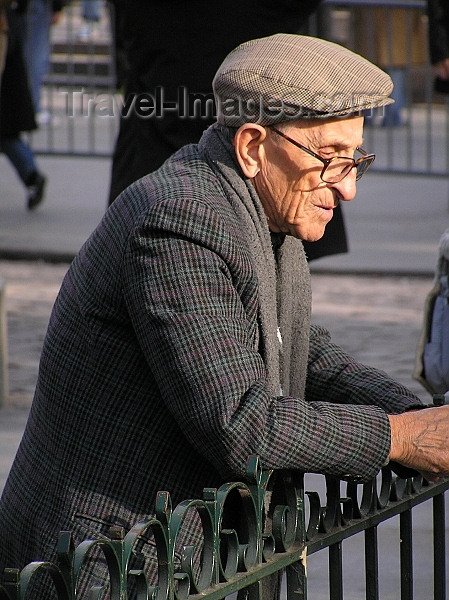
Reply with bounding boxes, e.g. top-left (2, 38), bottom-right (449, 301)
top-left (1, 33), bottom-right (449, 596)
